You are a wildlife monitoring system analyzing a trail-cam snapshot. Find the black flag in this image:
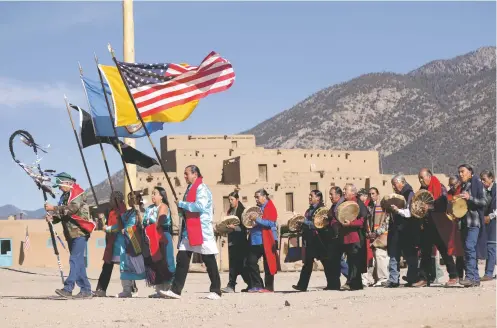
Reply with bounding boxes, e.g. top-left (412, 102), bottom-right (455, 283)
top-left (71, 104), bottom-right (158, 169)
